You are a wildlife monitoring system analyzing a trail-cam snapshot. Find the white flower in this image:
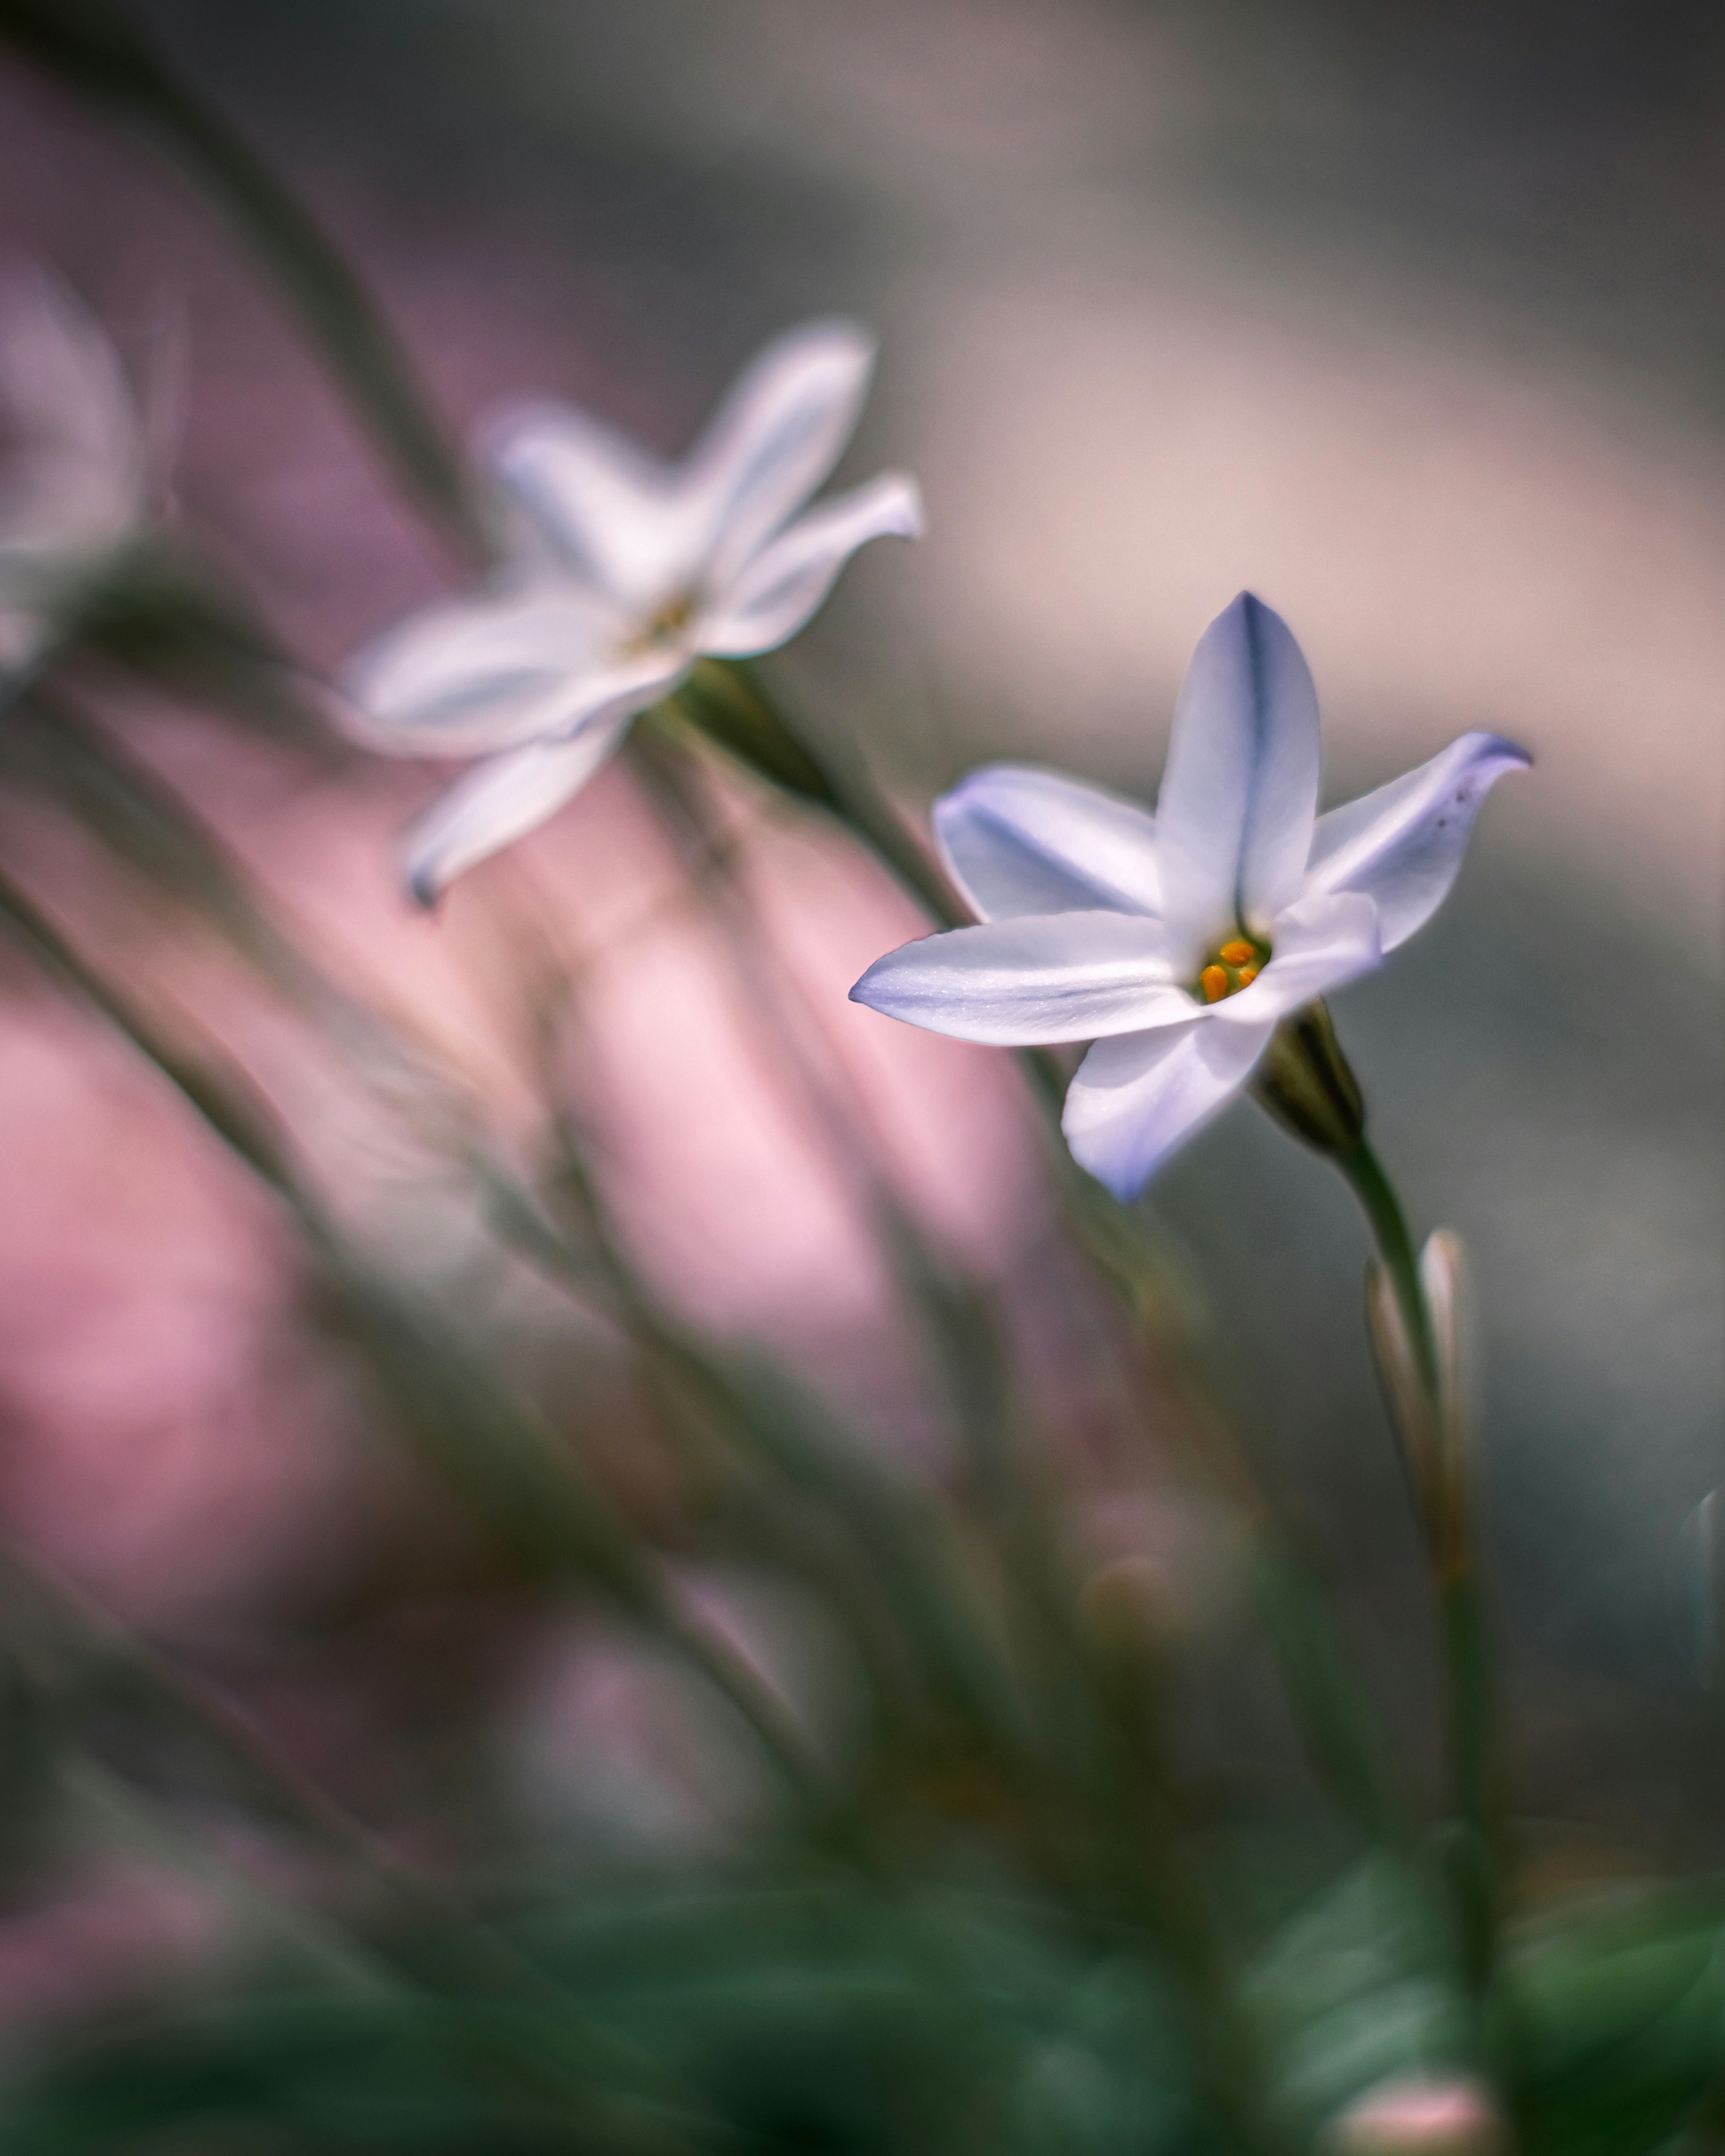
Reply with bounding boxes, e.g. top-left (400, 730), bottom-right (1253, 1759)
top-left (341, 319), bottom-right (923, 903)
top-left (0, 273), bottom-right (149, 678)
top-left (851, 593), bottom-right (1529, 1200)
top-left (1327, 2073), bottom-right (1507, 2155)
